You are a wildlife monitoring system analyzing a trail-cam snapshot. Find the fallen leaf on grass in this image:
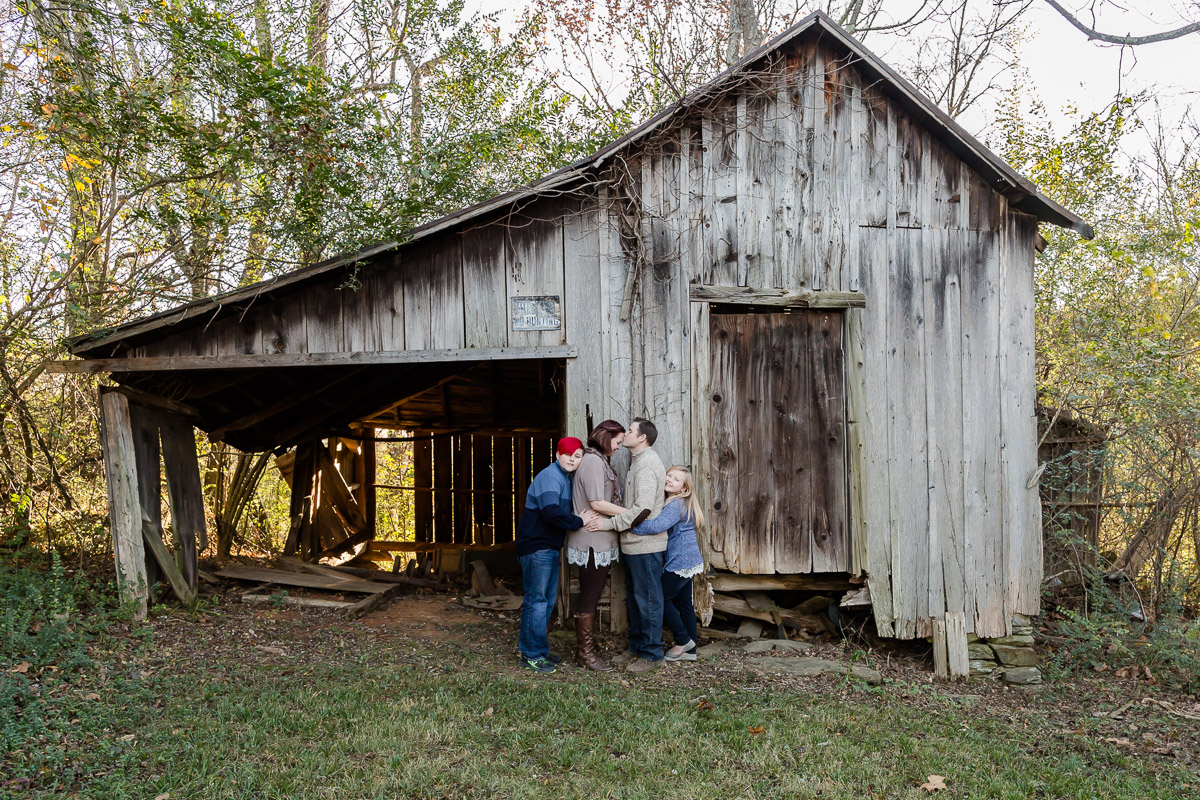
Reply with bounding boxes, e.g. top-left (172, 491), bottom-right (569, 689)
top-left (920, 775), bottom-right (947, 792)
top-left (118, 734), bottom-right (135, 743)
top-left (154, 794), bottom-right (170, 800)
top-left (747, 726), bottom-right (765, 735)
top-left (10, 662), bottom-right (30, 674)
top-left (1093, 663), bottom-right (1110, 672)
top-left (696, 700), bottom-right (715, 712)
top-left (83, 693), bottom-right (101, 701)
top-left (482, 707), bottom-right (494, 717)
